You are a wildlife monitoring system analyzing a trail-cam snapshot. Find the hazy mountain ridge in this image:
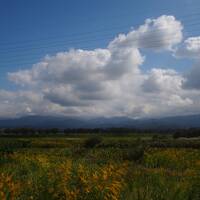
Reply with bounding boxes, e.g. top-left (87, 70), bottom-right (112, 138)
top-left (0, 114), bottom-right (200, 129)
